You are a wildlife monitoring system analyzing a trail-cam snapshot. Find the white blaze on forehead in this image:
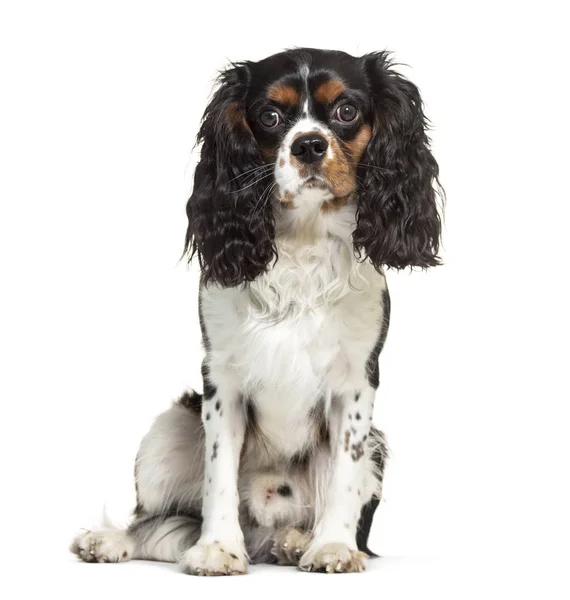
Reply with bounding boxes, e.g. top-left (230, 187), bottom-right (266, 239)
top-left (300, 62), bottom-right (310, 116)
